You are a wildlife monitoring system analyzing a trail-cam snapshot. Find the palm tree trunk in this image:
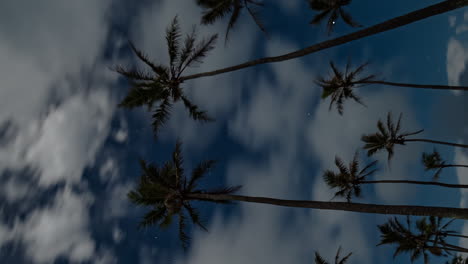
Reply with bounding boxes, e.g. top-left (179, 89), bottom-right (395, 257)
top-left (427, 240), bottom-right (468, 252)
top-left (404, 139), bottom-right (468, 148)
top-left (447, 234), bottom-right (468, 239)
top-left (358, 80), bottom-right (468, 91)
top-left (180, 0), bottom-right (468, 81)
top-left (186, 193), bottom-right (468, 220)
top-left (359, 180), bottom-right (468, 189)
top-left (439, 164), bottom-right (468, 169)
top-left (428, 245), bottom-right (468, 253)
